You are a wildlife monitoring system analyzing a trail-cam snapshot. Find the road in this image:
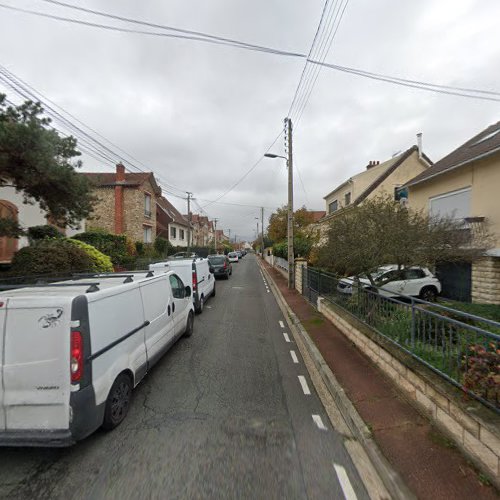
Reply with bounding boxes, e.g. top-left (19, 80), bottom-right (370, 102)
top-left (0, 254), bottom-right (369, 499)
